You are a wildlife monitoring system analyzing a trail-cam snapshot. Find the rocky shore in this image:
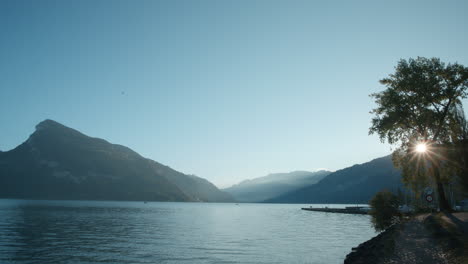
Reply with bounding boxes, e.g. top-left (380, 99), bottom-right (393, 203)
top-left (344, 213), bottom-right (468, 264)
